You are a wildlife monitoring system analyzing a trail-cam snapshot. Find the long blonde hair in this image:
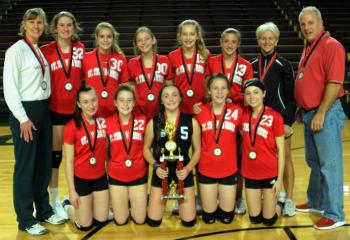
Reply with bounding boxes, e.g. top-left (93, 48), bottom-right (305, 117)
top-left (177, 19), bottom-right (208, 60)
top-left (94, 22), bottom-right (123, 54)
top-left (133, 26), bottom-right (157, 55)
